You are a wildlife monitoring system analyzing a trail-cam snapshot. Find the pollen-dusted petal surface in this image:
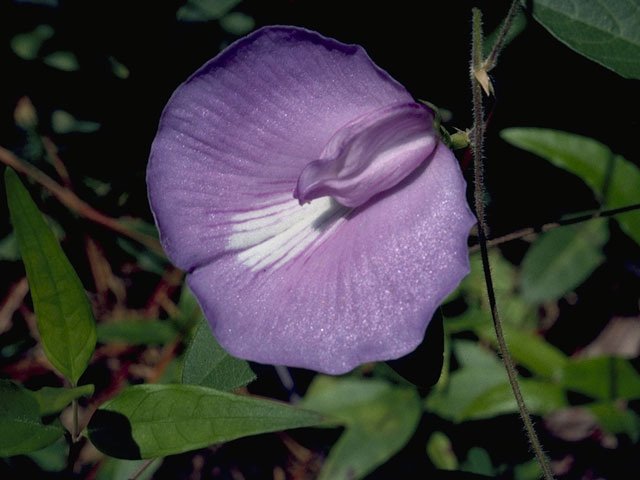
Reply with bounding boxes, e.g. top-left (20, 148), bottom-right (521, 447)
top-left (147, 26), bottom-right (476, 374)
